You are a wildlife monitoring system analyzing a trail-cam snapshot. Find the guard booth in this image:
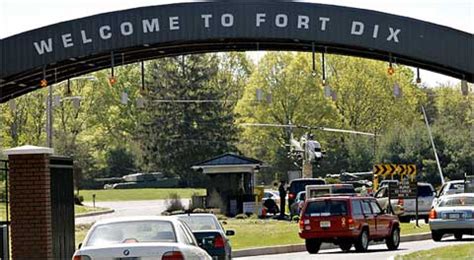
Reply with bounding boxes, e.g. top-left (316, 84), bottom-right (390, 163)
top-left (192, 153), bottom-right (264, 216)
